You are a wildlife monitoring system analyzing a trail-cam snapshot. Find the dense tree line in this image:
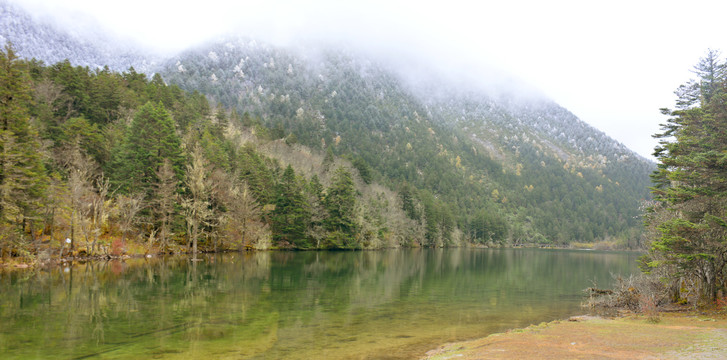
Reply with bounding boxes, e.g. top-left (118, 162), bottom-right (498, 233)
top-left (0, 35), bottom-right (657, 261)
top-left (0, 45), bottom-right (426, 261)
top-left (643, 50), bottom-right (727, 302)
top-left (162, 39), bottom-right (653, 247)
